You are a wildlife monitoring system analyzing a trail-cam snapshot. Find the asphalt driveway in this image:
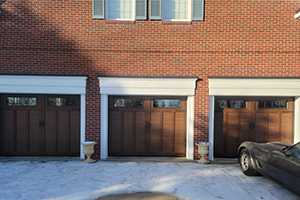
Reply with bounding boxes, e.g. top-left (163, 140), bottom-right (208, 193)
top-left (0, 160), bottom-right (299, 200)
